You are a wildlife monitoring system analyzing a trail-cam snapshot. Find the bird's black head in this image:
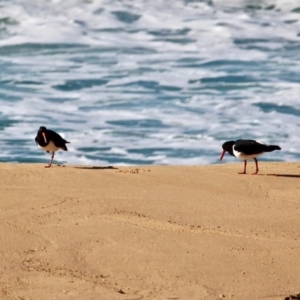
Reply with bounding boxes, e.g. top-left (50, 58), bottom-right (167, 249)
top-left (222, 141), bottom-right (235, 152)
top-left (38, 126), bottom-right (47, 133)
top-left (220, 140), bottom-right (235, 160)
